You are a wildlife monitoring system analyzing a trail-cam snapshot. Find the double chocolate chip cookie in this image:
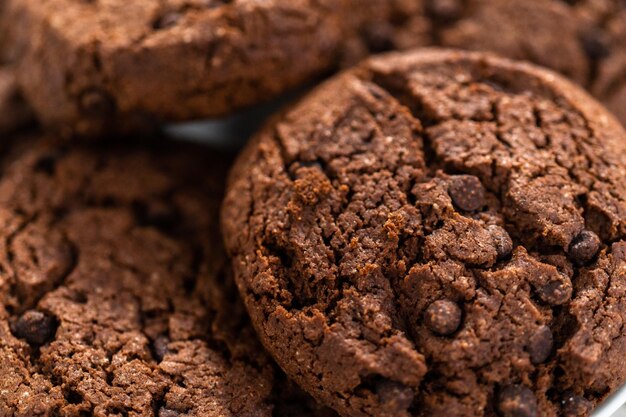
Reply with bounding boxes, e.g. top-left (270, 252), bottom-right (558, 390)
top-left (426, 0), bottom-right (626, 127)
top-left (0, 132), bottom-right (337, 416)
top-left (3, 0), bottom-right (626, 137)
top-left (0, 0), bottom-right (429, 136)
top-left (222, 49), bottom-right (626, 417)
top-left (579, 0), bottom-right (626, 127)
